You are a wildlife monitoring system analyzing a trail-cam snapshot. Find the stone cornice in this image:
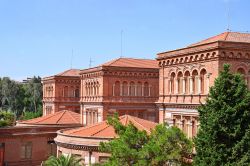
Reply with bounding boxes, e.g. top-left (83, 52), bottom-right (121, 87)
top-left (55, 141), bottom-right (99, 151)
top-left (157, 41), bottom-right (250, 63)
